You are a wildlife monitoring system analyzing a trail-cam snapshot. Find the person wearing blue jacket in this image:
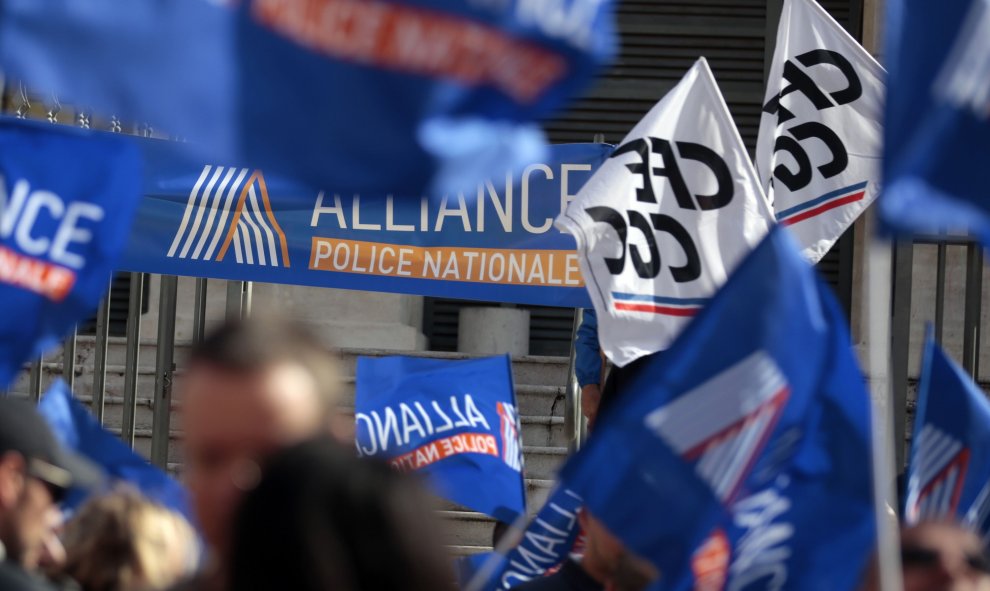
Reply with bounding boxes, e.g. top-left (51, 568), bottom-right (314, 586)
top-left (574, 309), bottom-right (605, 429)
